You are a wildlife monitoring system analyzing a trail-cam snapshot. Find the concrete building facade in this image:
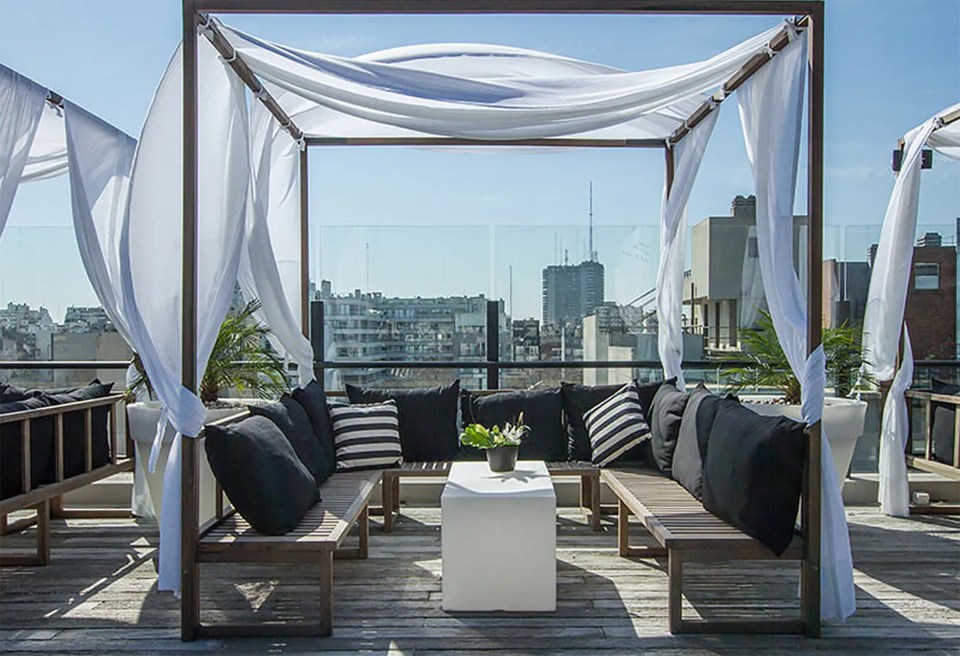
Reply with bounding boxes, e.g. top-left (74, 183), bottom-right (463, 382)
top-left (541, 260), bottom-right (604, 327)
